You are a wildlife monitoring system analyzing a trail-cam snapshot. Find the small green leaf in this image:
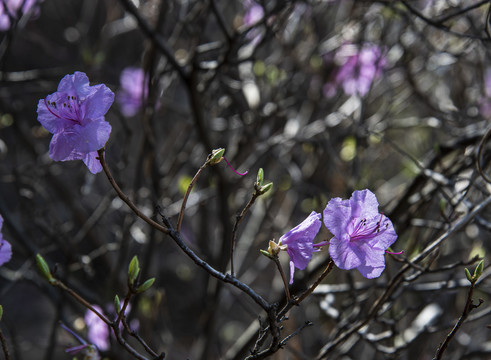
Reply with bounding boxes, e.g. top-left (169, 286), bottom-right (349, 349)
top-left (256, 168), bottom-right (264, 187)
top-left (465, 268), bottom-right (472, 283)
top-left (128, 256), bottom-right (140, 286)
top-left (36, 254), bottom-right (53, 282)
top-left (0, 305), bottom-right (3, 321)
top-left (260, 249), bottom-right (273, 259)
top-left (114, 295), bottom-right (121, 314)
top-left (258, 182), bottom-right (273, 195)
top-left (137, 278), bottom-right (155, 293)
top-left (474, 260), bottom-right (484, 280)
